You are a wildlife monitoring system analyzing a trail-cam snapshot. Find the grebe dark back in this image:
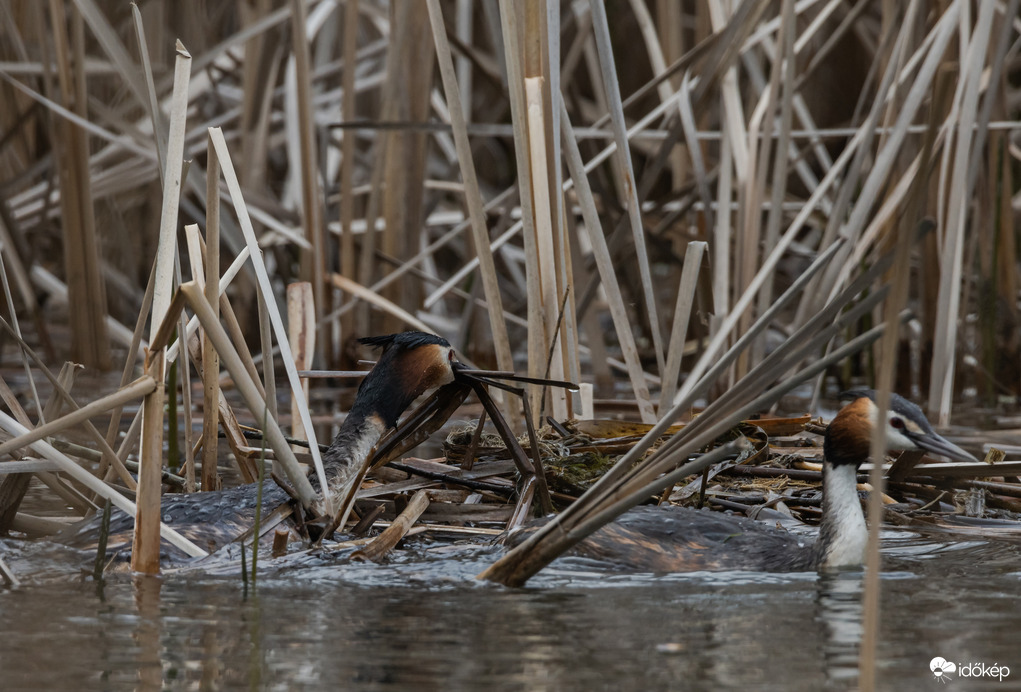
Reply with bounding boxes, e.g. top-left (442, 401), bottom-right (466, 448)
top-left (536, 389), bottom-right (979, 572)
top-left (59, 331), bottom-right (460, 556)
